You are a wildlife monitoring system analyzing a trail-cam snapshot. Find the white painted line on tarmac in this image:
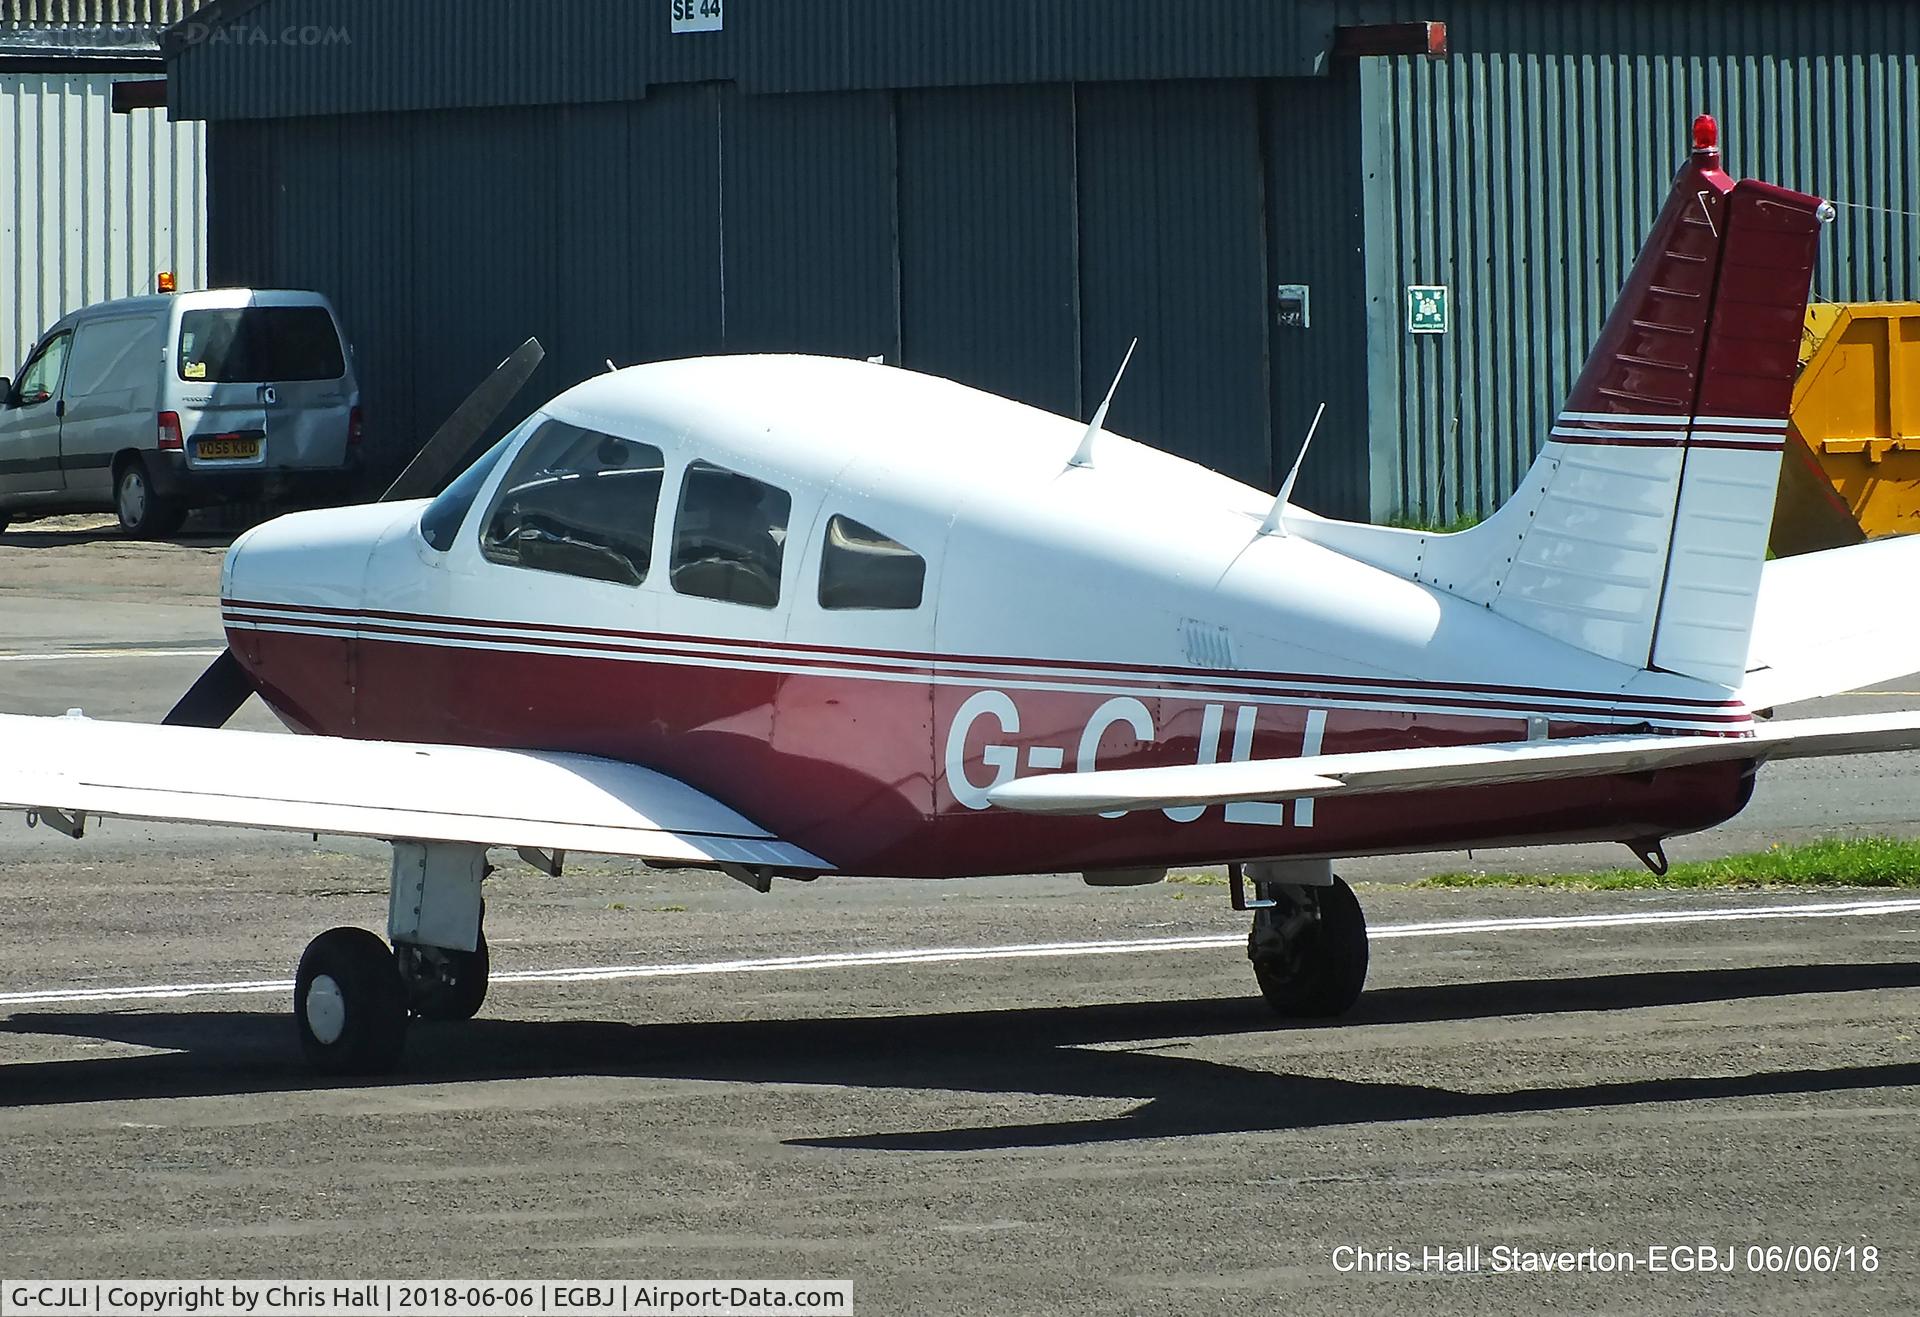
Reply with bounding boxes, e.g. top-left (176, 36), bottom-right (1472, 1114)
top-left (0, 648), bottom-right (225, 663)
top-left (3, 895), bottom-right (1918, 1009)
